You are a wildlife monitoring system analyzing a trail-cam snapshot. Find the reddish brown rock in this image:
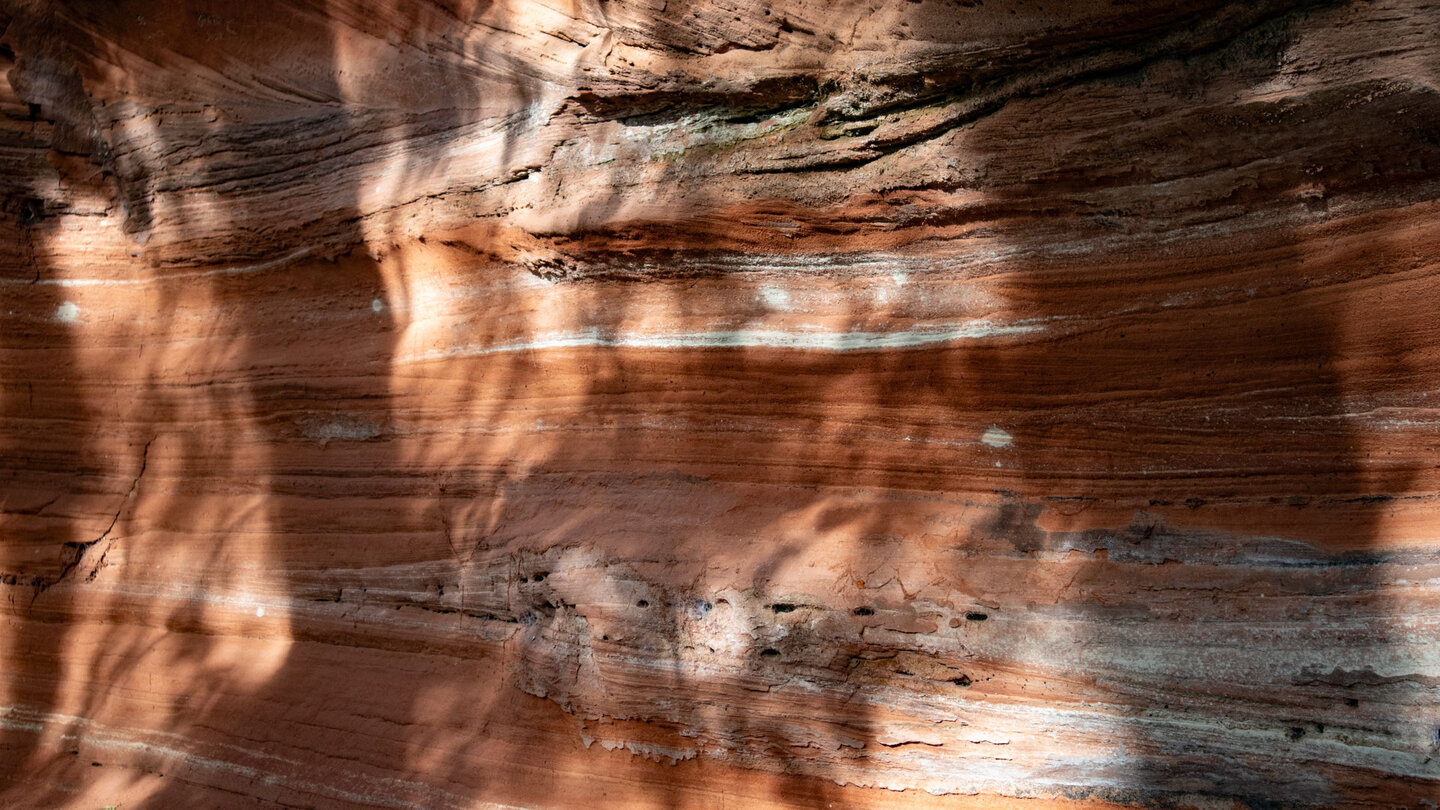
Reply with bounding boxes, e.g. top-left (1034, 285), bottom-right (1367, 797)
top-left (2, 0), bottom-right (1440, 807)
